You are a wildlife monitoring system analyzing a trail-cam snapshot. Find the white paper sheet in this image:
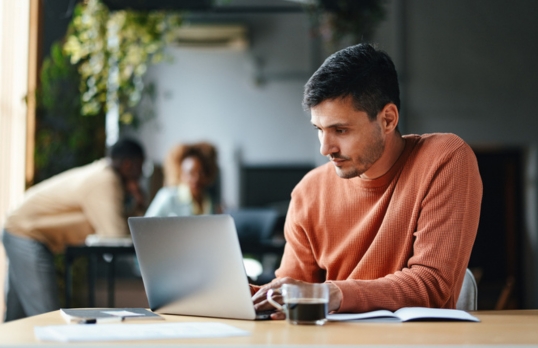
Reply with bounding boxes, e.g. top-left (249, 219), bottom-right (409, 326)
top-left (101, 310), bottom-right (144, 317)
top-left (34, 322), bottom-right (250, 342)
